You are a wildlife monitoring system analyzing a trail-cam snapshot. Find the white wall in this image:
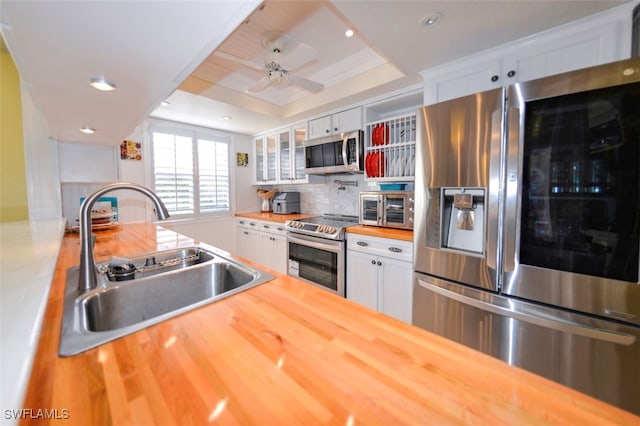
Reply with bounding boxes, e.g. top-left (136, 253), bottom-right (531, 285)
top-left (21, 81), bottom-right (62, 221)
